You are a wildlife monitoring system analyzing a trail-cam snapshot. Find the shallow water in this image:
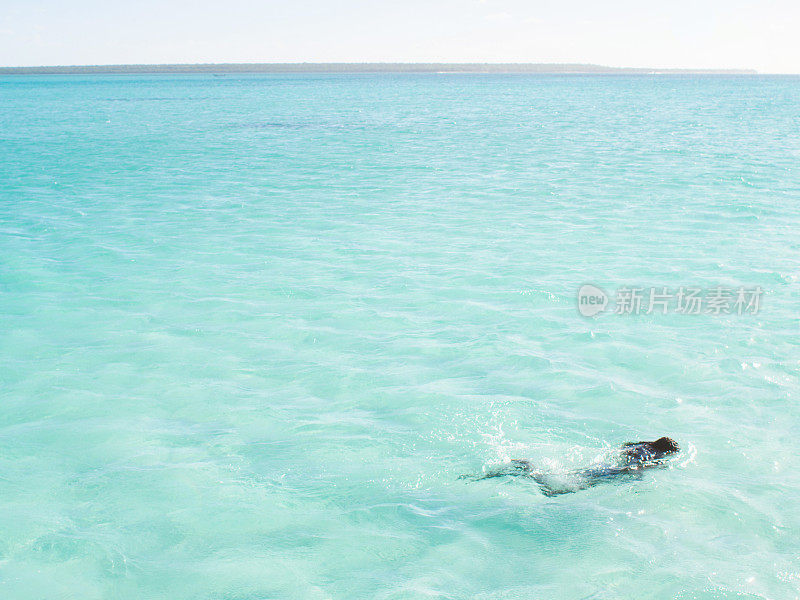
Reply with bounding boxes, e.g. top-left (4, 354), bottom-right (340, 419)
top-left (1, 74), bottom-right (799, 599)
